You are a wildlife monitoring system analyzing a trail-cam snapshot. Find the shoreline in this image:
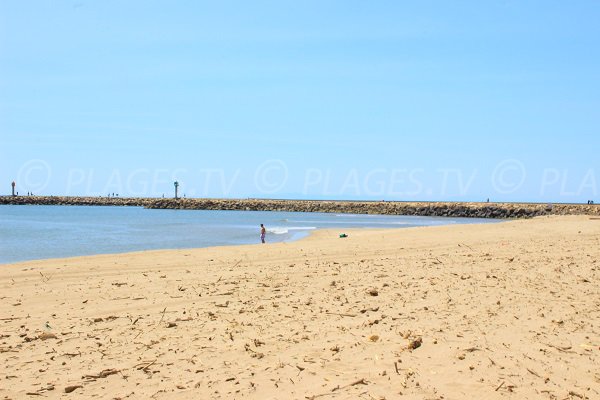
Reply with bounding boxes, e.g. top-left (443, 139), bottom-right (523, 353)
top-left (0, 217), bottom-right (496, 267)
top-left (1, 195), bottom-right (599, 219)
top-left (1, 215), bottom-right (599, 399)
top-left (0, 211), bottom-right (496, 267)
